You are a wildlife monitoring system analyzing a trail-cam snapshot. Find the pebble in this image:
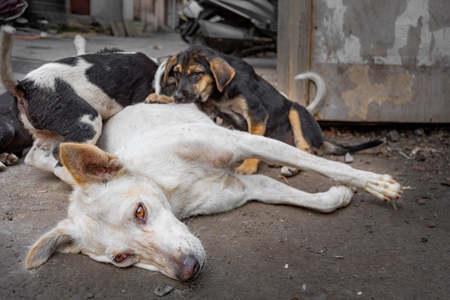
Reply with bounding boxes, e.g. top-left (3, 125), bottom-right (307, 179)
top-left (345, 153), bottom-right (354, 163)
top-left (415, 154), bottom-right (426, 162)
top-left (414, 128), bottom-right (424, 136)
top-left (154, 284), bottom-right (173, 297)
top-left (386, 130), bottom-right (400, 142)
top-left (416, 199), bottom-right (426, 205)
top-left (421, 237), bottom-right (428, 243)
top-left (86, 293), bottom-right (94, 299)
